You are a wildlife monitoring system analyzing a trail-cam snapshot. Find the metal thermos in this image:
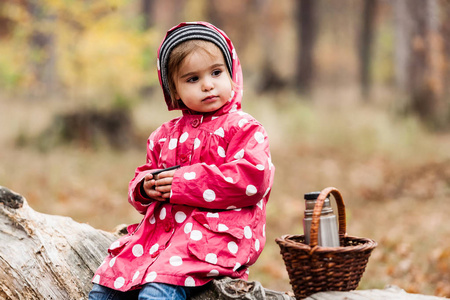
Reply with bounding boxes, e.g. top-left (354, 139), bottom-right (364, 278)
top-left (303, 192), bottom-right (340, 247)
